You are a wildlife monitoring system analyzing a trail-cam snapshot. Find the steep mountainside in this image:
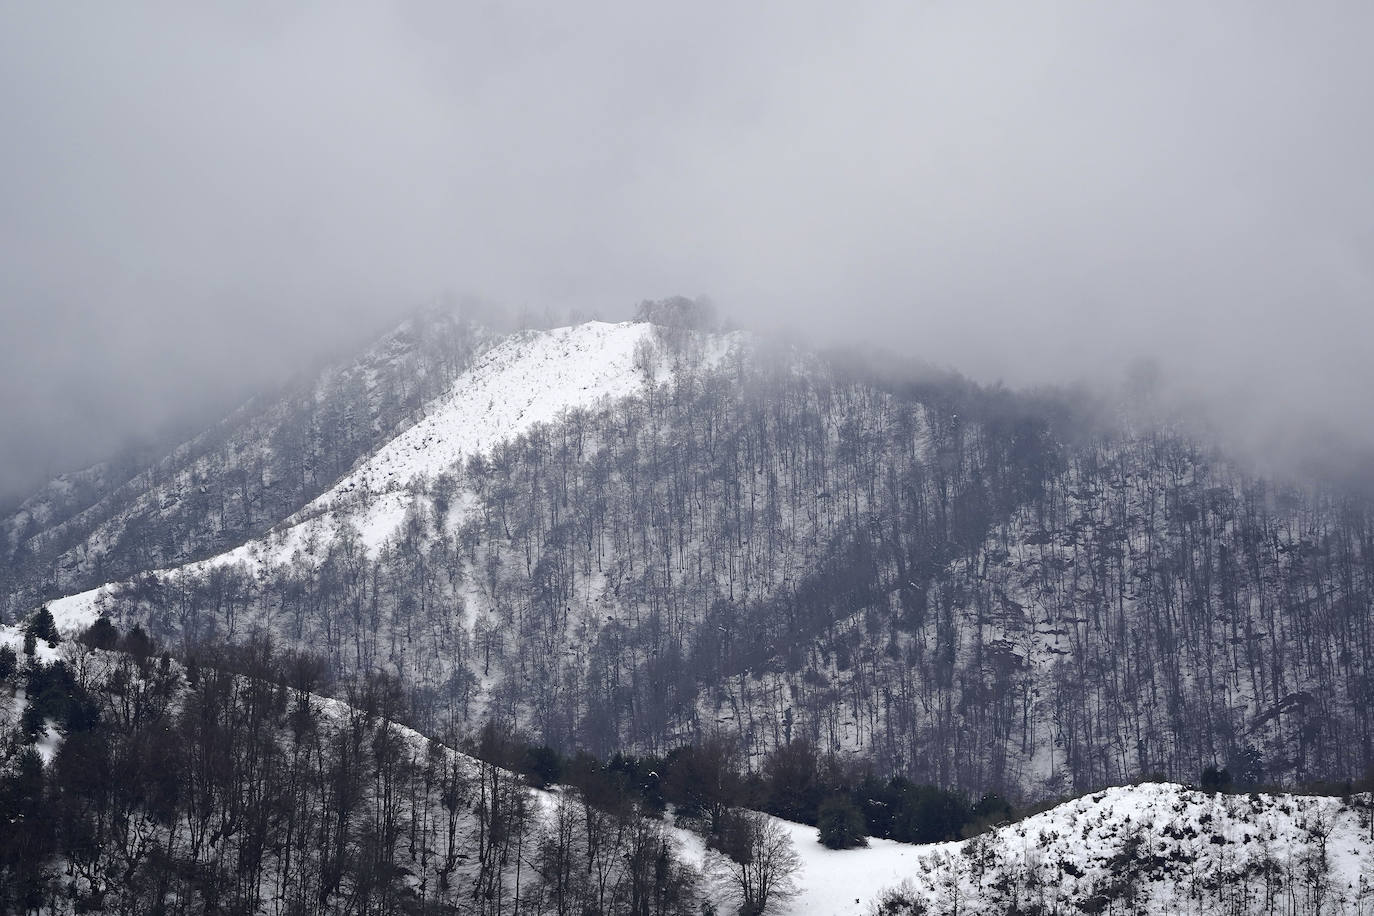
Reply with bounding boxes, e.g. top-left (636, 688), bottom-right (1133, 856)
top-left (18, 316), bottom-right (1374, 803)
